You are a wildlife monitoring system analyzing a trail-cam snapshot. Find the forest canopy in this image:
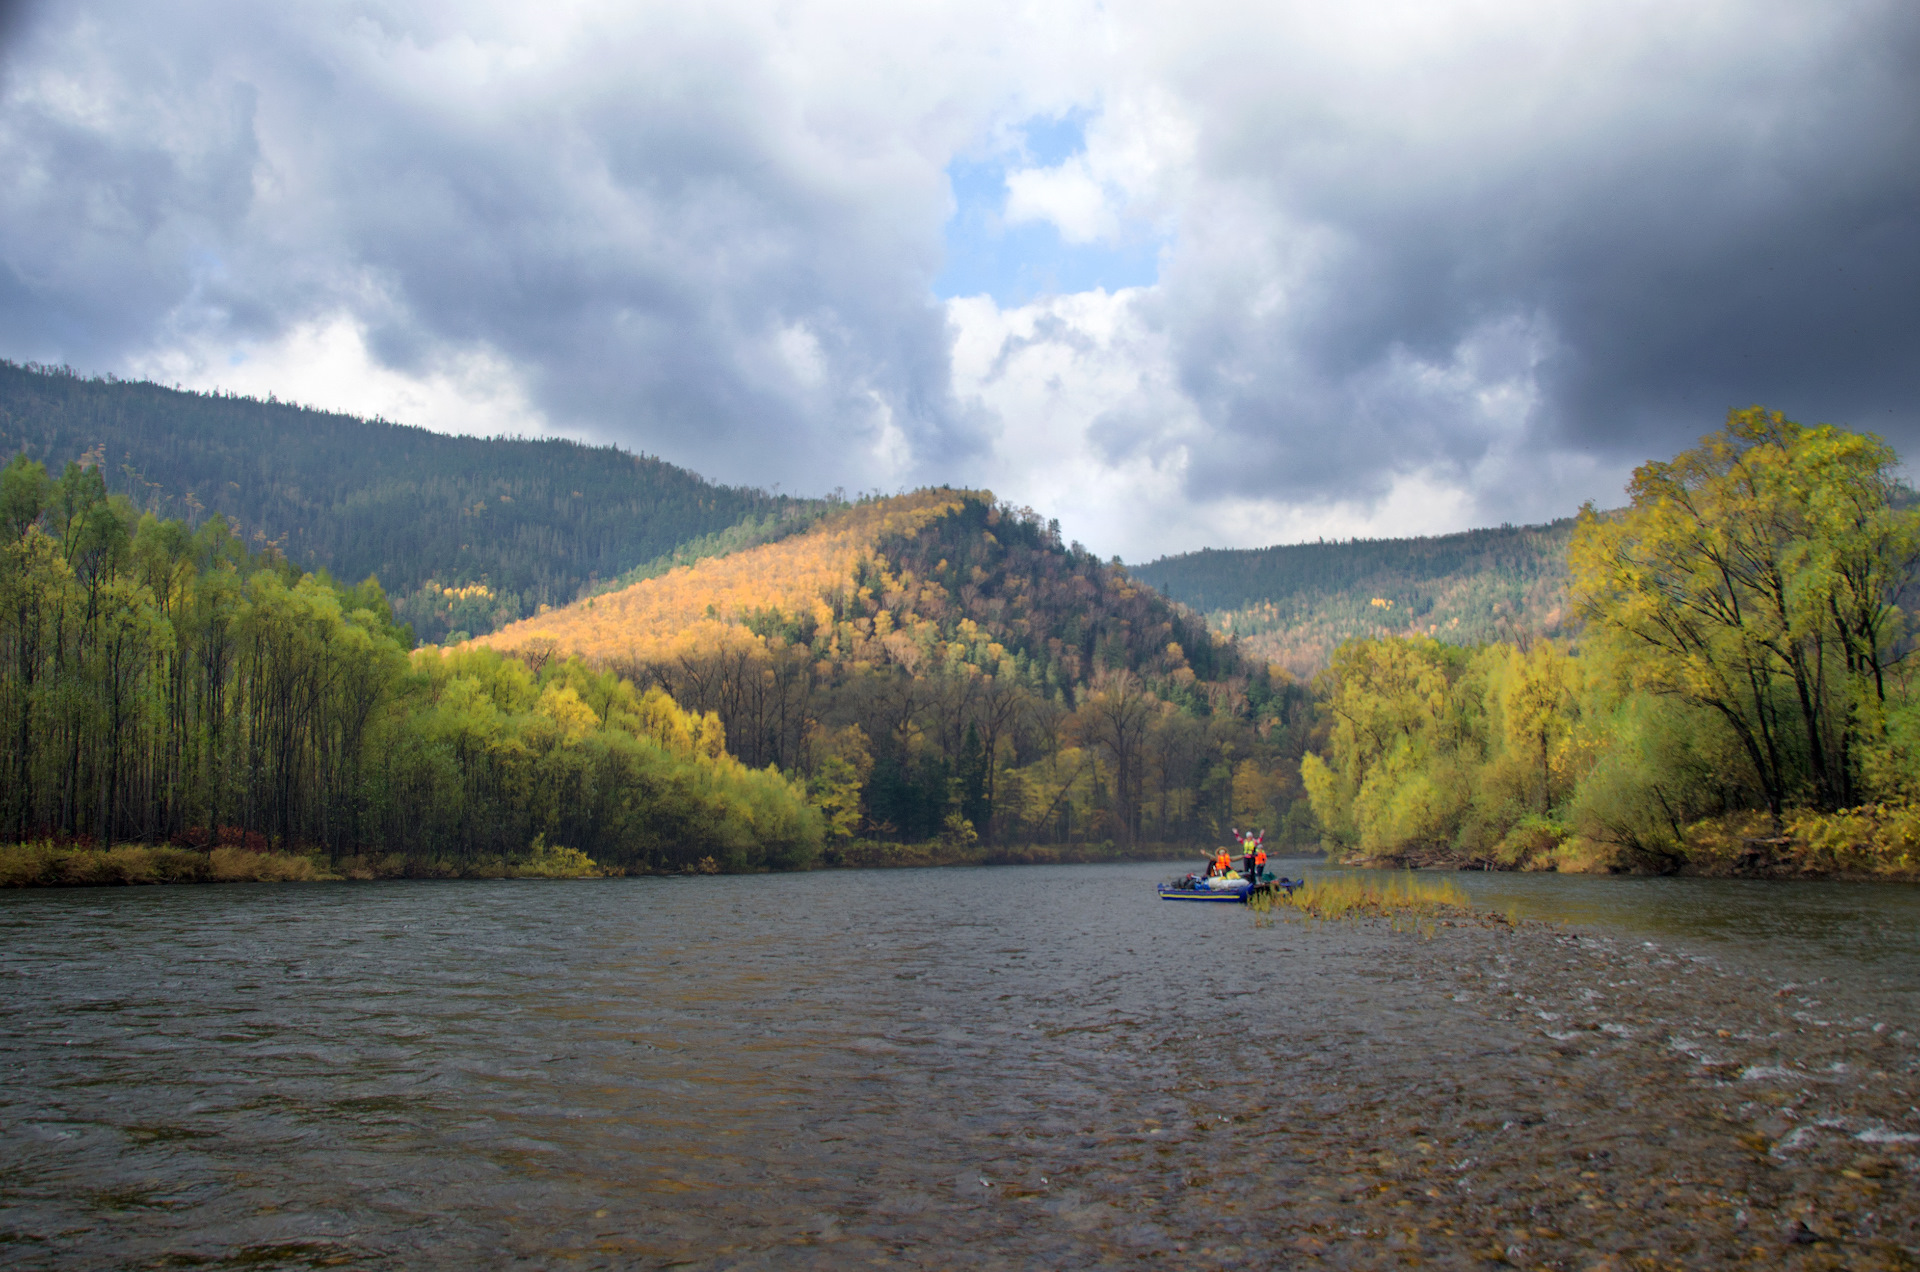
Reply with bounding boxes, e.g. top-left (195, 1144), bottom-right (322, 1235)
top-left (0, 452), bottom-right (820, 873)
top-left (475, 490), bottom-right (1318, 853)
top-left (10, 388), bottom-right (1915, 881)
top-left (1302, 409), bottom-right (1920, 876)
